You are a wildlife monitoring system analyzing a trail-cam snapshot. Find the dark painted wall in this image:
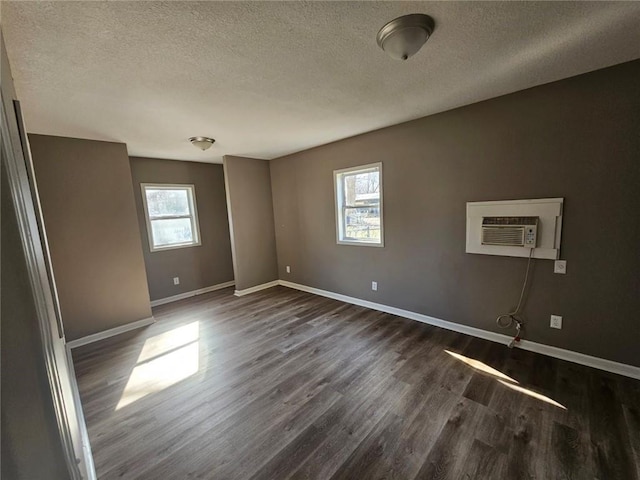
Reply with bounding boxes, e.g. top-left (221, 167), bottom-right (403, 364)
top-left (270, 60), bottom-right (640, 366)
top-left (1, 160), bottom-right (71, 480)
top-left (29, 135), bottom-right (152, 340)
top-left (129, 156), bottom-right (234, 301)
top-left (223, 155), bottom-right (278, 291)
